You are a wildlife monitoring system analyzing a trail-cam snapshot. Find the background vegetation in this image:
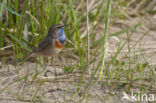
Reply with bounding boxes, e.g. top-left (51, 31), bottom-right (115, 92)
top-left (0, 0), bottom-right (156, 102)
